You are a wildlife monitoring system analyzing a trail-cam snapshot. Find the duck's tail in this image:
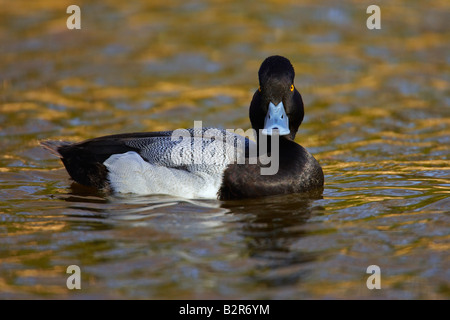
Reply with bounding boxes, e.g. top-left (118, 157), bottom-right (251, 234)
top-left (40, 140), bottom-right (73, 158)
